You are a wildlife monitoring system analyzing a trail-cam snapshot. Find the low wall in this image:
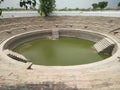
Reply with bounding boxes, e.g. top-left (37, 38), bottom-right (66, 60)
top-left (0, 29), bottom-right (120, 67)
top-left (0, 29), bottom-right (111, 50)
top-left (1, 11), bottom-right (39, 18)
top-left (1, 11), bottom-right (120, 18)
top-left (59, 29), bottom-right (104, 42)
top-left (2, 30), bottom-right (52, 50)
top-left (53, 11), bottom-right (120, 17)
